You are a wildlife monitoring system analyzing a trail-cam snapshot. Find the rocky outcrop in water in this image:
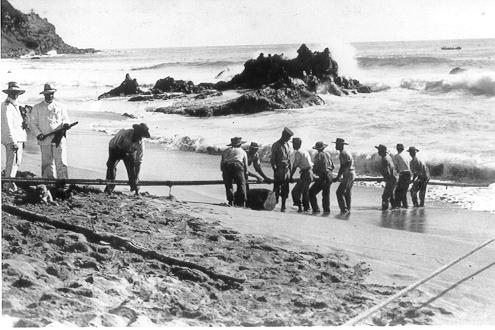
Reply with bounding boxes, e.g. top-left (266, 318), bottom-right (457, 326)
top-left (98, 44), bottom-right (370, 116)
top-left (153, 84), bottom-right (323, 117)
top-left (1, 0), bottom-right (96, 58)
top-left (97, 74), bottom-right (143, 100)
top-left (216, 44), bottom-right (340, 90)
